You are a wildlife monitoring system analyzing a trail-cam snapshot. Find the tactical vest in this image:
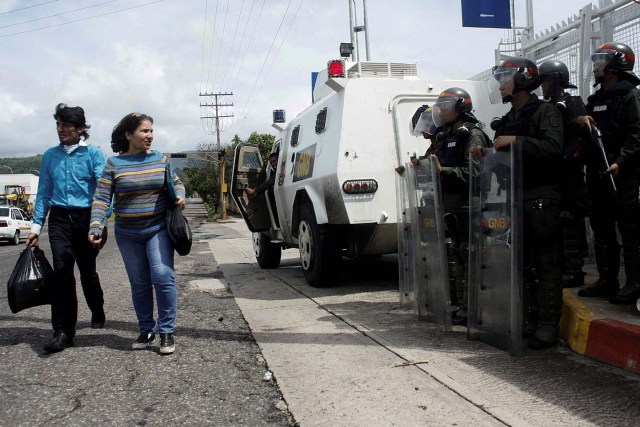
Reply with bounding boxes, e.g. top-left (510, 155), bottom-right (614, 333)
top-left (587, 82), bottom-right (638, 157)
top-left (438, 123), bottom-right (489, 195)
